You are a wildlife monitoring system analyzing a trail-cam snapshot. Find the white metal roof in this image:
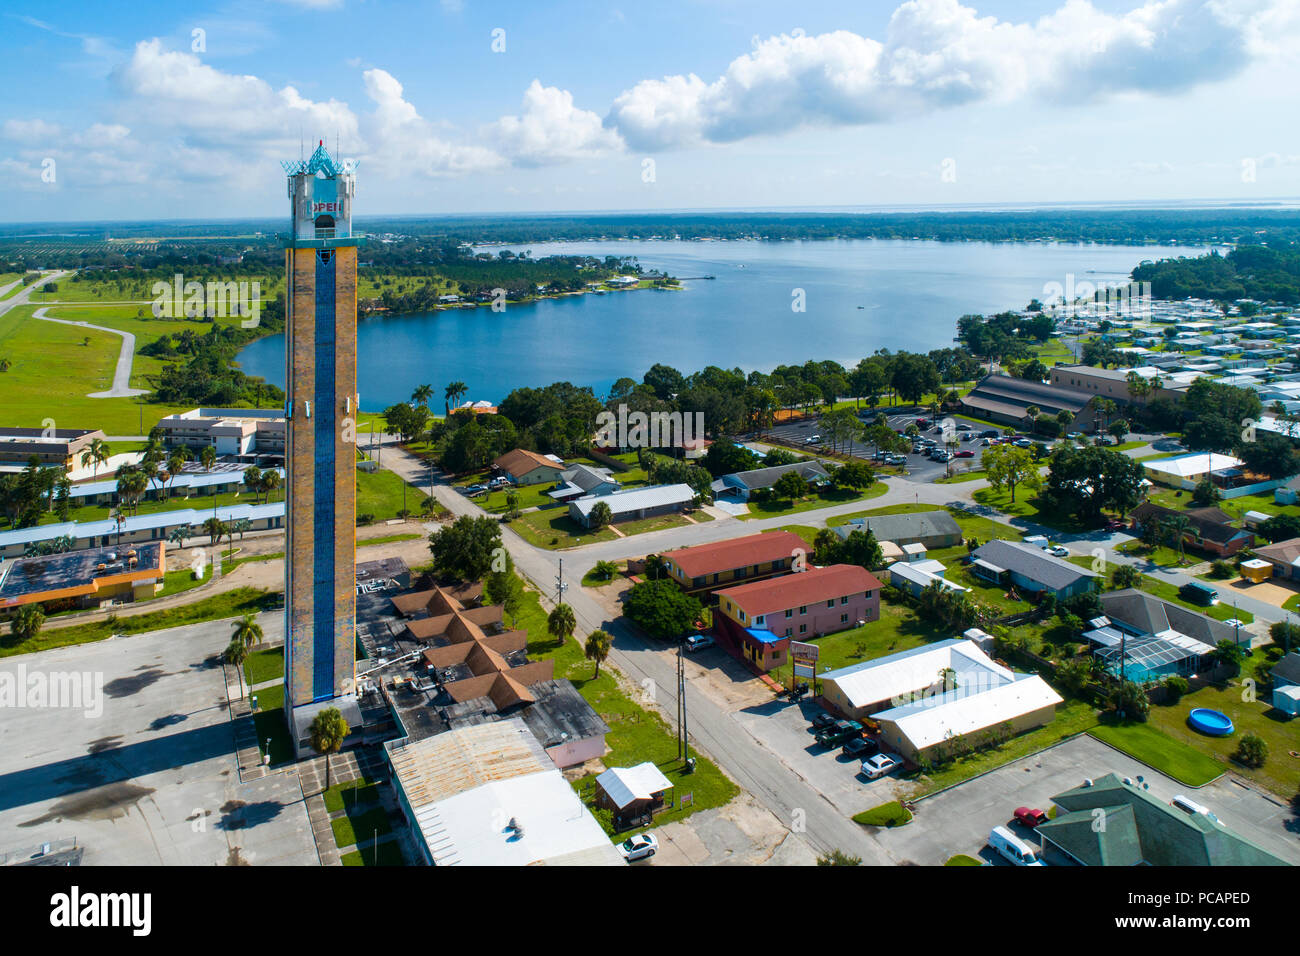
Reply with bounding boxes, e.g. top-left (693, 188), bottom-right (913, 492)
top-left (1143, 453), bottom-right (1242, 479)
top-left (594, 762), bottom-right (673, 810)
top-left (821, 639), bottom-right (1012, 709)
top-left (875, 675), bottom-right (1063, 751)
top-left (569, 483), bottom-right (695, 518)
